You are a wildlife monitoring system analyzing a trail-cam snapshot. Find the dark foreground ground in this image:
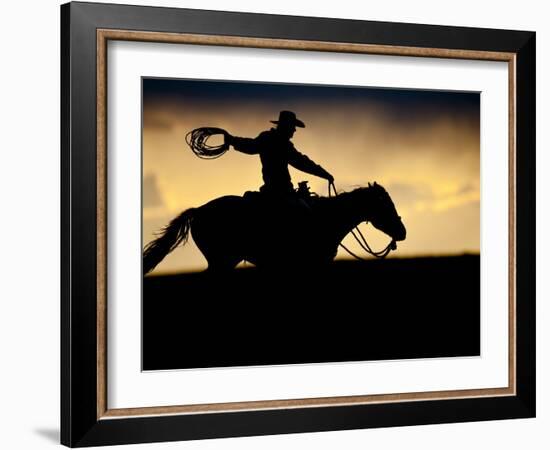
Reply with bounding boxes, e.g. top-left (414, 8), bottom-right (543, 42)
top-left (143, 255), bottom-right (480, 370)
